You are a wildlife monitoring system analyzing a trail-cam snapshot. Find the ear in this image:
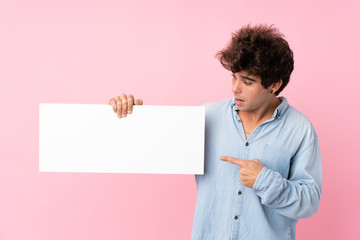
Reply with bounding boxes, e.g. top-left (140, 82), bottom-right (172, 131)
top-left (270, 79), bottom-right (283, 93)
